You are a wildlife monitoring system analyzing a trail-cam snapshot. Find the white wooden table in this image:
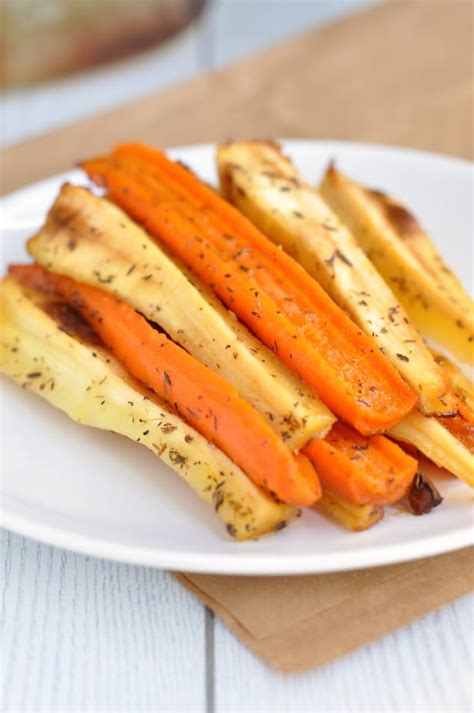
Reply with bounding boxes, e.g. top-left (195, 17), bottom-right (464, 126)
top-left (1, 2), bottom-right (473, 710)
top-left (2, 529), bottom-right (473, 712)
